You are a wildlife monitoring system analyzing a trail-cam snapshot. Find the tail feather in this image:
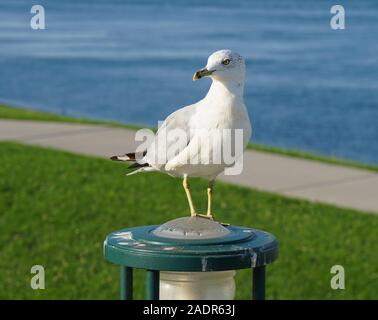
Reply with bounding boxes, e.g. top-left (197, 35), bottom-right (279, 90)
top-left (110, 153), bottom-right (133, 162)
top-left (110, 150), bottom-right (152, 176)
top-left (126, 166), bottom-right (154, 176)
top-left (128, 162), bottom-right (149, 169)
top-left (110, 151), bottom-right (146, 162)
top-left (110, 155), bottom-right (129, 161)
